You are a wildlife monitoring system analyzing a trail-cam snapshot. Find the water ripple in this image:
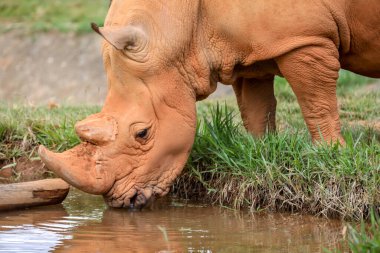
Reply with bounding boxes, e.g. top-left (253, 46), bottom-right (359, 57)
top-left (0, 189), bottom-right (346, 253)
